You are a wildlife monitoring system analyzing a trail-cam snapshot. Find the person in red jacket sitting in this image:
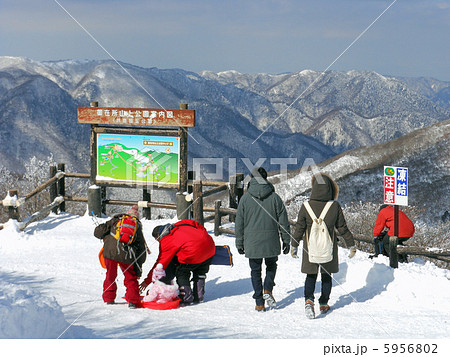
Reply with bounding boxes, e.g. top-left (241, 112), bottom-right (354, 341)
top-left (139, 220), bottom-right (216, 305)
top-left (372, 205), bottom-right (415, 262)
